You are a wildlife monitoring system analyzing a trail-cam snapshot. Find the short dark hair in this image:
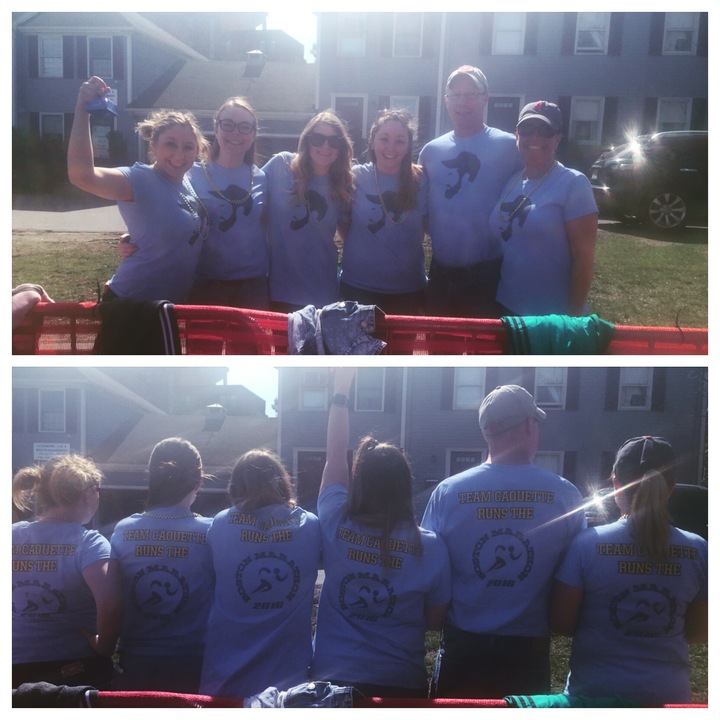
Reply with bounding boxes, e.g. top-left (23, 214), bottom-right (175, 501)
top-left (147, 438), bottom-right (202, 509)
